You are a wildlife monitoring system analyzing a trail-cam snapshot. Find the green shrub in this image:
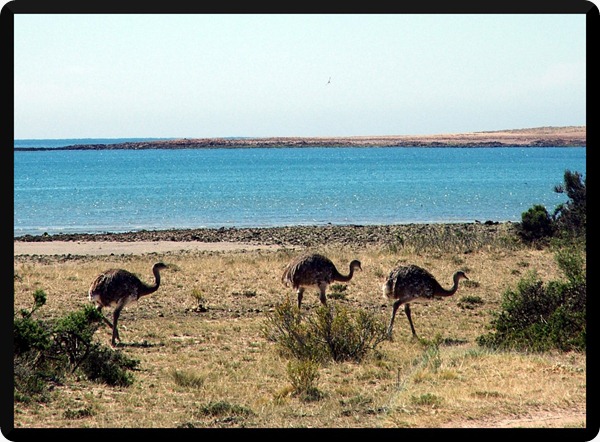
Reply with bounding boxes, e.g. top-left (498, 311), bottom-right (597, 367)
top-left (308, 304), bottom-right (388, 362)
top-left (518, 170), bottom-right (586, 243)
top-left (79, 344), bottom-right (138, 386)
top-left (518, 204), bottom-right (554, 242)
top-left (14, 289), bottom-right (51, 354)
top-left (196, 401), bottom-right (254, 418)
top-left (553, 169), bottom-right (586, 238)
top-left (477, 246), bottom-right (585, 352)
top-left (14, 291), bottom-right (140, 402)
top-left (263, 300), bottom-right (388, 363)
